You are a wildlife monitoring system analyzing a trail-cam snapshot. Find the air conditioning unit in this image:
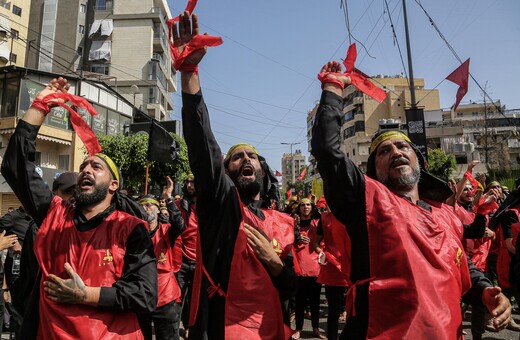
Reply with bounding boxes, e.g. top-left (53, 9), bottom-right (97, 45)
top-left (464, 143), bottom-right (475, 152)
top-left (453, 143), bottom-right (464, 153)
